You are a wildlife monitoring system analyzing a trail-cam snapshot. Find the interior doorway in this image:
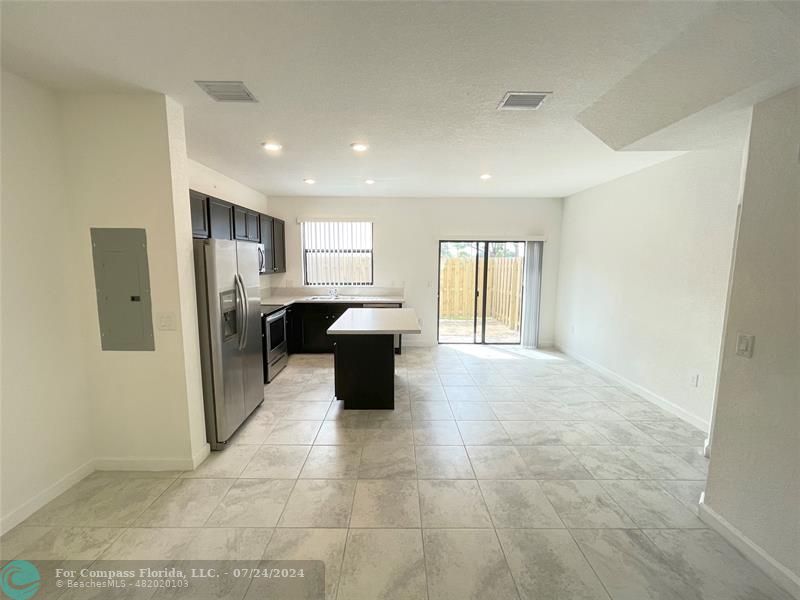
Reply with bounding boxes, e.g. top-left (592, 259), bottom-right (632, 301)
top-left (437, 241), bottom-right (528, 344)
